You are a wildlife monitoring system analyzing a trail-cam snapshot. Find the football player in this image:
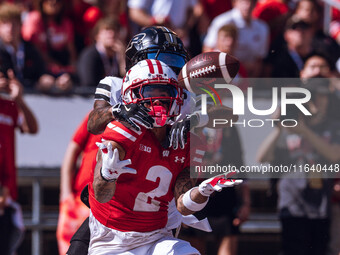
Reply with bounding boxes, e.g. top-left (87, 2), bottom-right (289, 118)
top-left (66, 26), bottom-right (210, 255)
top-left (88, 60), bottom-right (242, 254)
